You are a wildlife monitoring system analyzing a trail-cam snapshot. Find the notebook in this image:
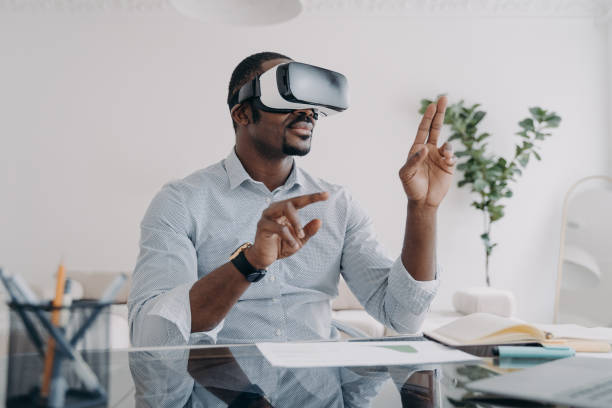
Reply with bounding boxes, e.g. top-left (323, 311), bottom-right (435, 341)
top-left (424, 313), bottom-right (611, 353)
